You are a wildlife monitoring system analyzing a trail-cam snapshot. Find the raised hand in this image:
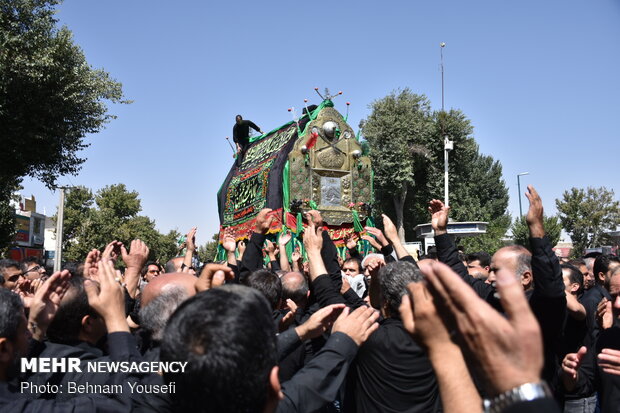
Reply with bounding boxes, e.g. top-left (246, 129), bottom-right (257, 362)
top-left (84, 259), bottom-right (129, 333)
top-left (291, 247), bottom-right (301, 263)
top-left (306, 210), bottom-right (323, 227)
top-left (255, 208), bottom-right (275, 234)
top-left (83, 248), bottom-right (101, 280)
top-left (265, 240), bottom-right (277, 254)
top-left (365, 256), bottom-right (385, 279)
top-left (365, 227), bottom-right (389, 247)
top-left (303, 214), bottom-right (324, 253)
top-left (332, 306), bottom-right (380, 347)
top-left (14, 278), bottom-right (34, 308)
top-left (598, 348), bottom-right (620, 376)
top-left (525, 185), bottom-right (545, 238)
top-left (361, 234), bottom-right (382, 251)
top-left (295, 304), bottom-right (345, 341)
top-left (28, 270), bottom-right (71, 341)
top-left (196, 263), bottom-right (235, 292)
top-left (561, 346), bottom-right (587, 391)
top-left (381, 214), bottom-right (399, 243)
top-left (345, 234), bottom-right (359, 250)
top-left (121, 239), bottom-right (149, 270)
top-left (279, 231), bottom-right (292, 247)
top-left (400, 281), bottom-right (451, 350)
top-left (222, 228), bottom-right (237, 252)
top-left (400, 273), bottom-right (482, 413)
top-left (597, 298), bottom-right (613, 330)
top-left (102, 240), bottom-right (123, 263)
top-left (279, 310), bottom-right (295, 332)
top-left (237, 240), bottom-right (247, 260)
top-left (422, 260), bottom-right (543, 396)
top-left (428, 200), bottom-right (449, 235)
top-left (185, 227), bottom-right (197, 252)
